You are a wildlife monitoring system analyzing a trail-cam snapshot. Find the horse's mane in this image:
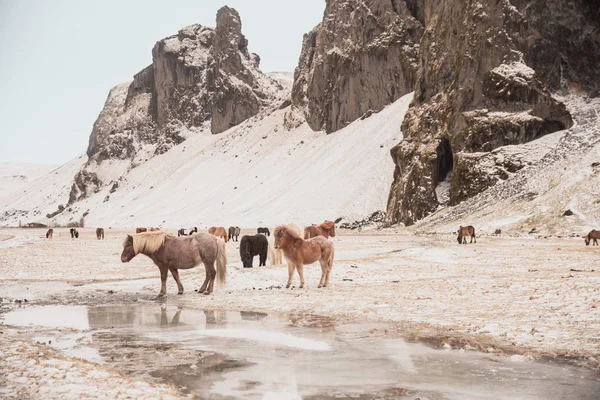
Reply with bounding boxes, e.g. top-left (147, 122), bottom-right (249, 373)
top-left (275, 224), bottom-right (303, 240)
top-left (126, 231), bottom-right (167, 255)
top-left (321, 220), bottom-right (335, 230)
